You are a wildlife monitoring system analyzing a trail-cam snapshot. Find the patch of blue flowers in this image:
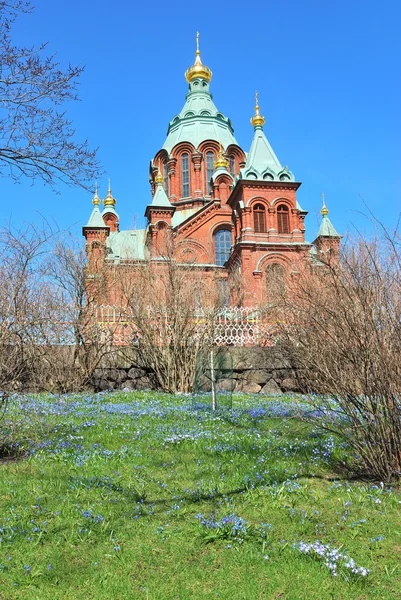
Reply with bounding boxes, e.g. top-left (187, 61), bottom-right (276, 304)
top-left (295, 540), bottom-right (370, 578)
